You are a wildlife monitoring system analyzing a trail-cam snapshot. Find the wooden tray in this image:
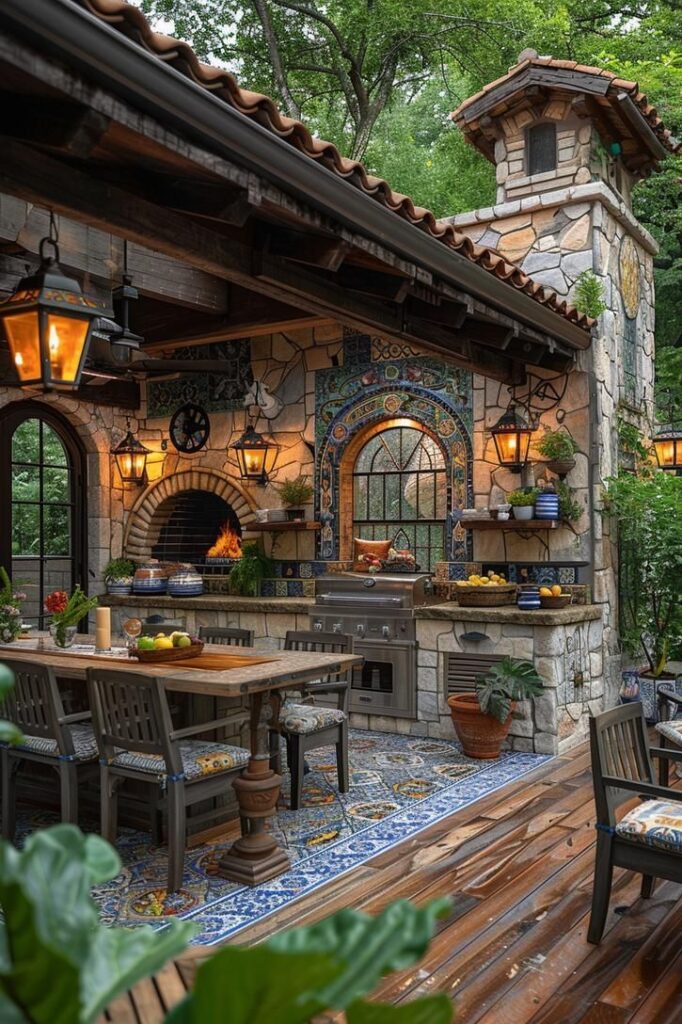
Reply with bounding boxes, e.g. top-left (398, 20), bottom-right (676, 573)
top-left (539, 594), bottom-right (572, 609)
top-left (130, 641), bottom-right (205, 663)
top-left (455, 584), bottom-right (517, 607)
